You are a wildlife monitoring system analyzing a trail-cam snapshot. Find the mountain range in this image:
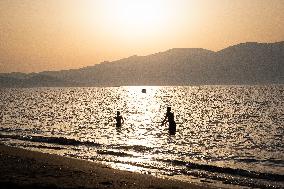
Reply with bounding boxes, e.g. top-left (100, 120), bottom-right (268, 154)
top-left (1, 41), bottom-right (283, 87)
